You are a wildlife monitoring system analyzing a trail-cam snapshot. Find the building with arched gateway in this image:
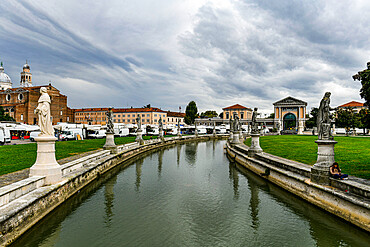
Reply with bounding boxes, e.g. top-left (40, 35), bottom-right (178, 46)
top-left (273, 96), bottom-right (307, 134)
